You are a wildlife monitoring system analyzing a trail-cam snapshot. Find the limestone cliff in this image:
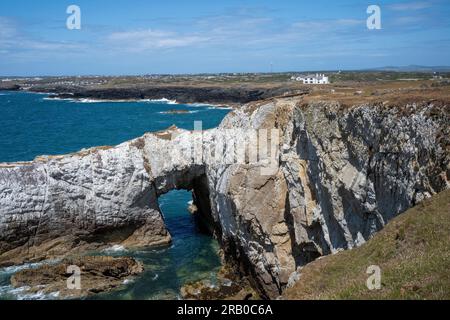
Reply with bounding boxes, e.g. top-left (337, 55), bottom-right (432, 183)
top-left (208, 99), bottom-right (449, 297)
top-left (0, 97), bottom-right (448, 298)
